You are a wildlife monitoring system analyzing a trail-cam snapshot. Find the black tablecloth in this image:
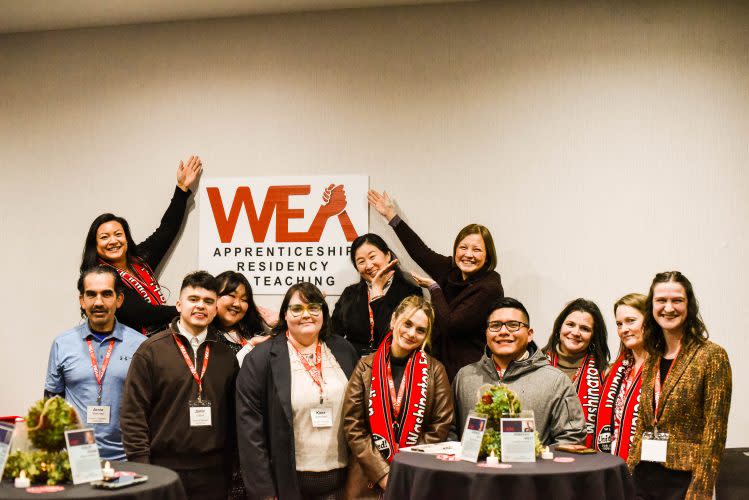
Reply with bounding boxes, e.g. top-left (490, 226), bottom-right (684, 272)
top-left (0, 461), bottom-right (186, 500)
top-left (716, 448), bottom-right (749, 500)
top-left (385, 447), bottom-right (634, 500)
